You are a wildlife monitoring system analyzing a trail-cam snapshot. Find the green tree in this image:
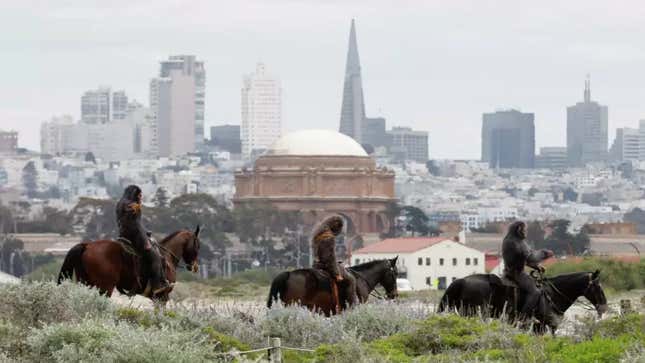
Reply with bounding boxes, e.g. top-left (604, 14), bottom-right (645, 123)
top-left (168, 193), bottom-right (233, 253)
top-left (535, 219), bottom-right (589, 255)
top-left (21, 161), bottom-right (38, 197)
top-left (624, 208), bottom-right (645, 234)
top-left (69, 198), bottom-right (117, 240)
top-left (152, 187), bottom-right (170, 208)
top-left (526, 221), bottom-right (545, 245)
top-left (401, 206), bottom-right (431, 236)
